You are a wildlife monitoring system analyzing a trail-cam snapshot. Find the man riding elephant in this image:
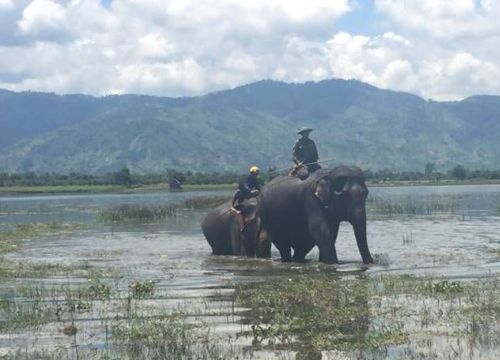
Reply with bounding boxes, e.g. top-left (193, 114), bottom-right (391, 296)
top-left (231, 166), bottom-right (261, 231)
top-left (291, 127), bottom-right (321, 178)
